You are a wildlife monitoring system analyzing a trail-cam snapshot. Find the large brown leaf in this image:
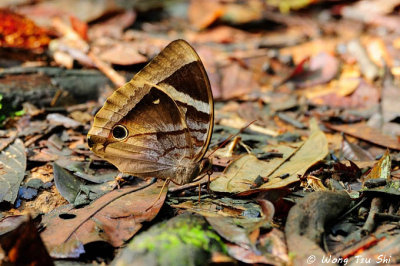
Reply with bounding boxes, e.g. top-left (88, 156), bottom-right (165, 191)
top-left (210, 143), bottom-right (302, 193)
top-left (211, 119), bottom-right (328, 194)
top-left (41, 180), bottom-right (167, 258)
